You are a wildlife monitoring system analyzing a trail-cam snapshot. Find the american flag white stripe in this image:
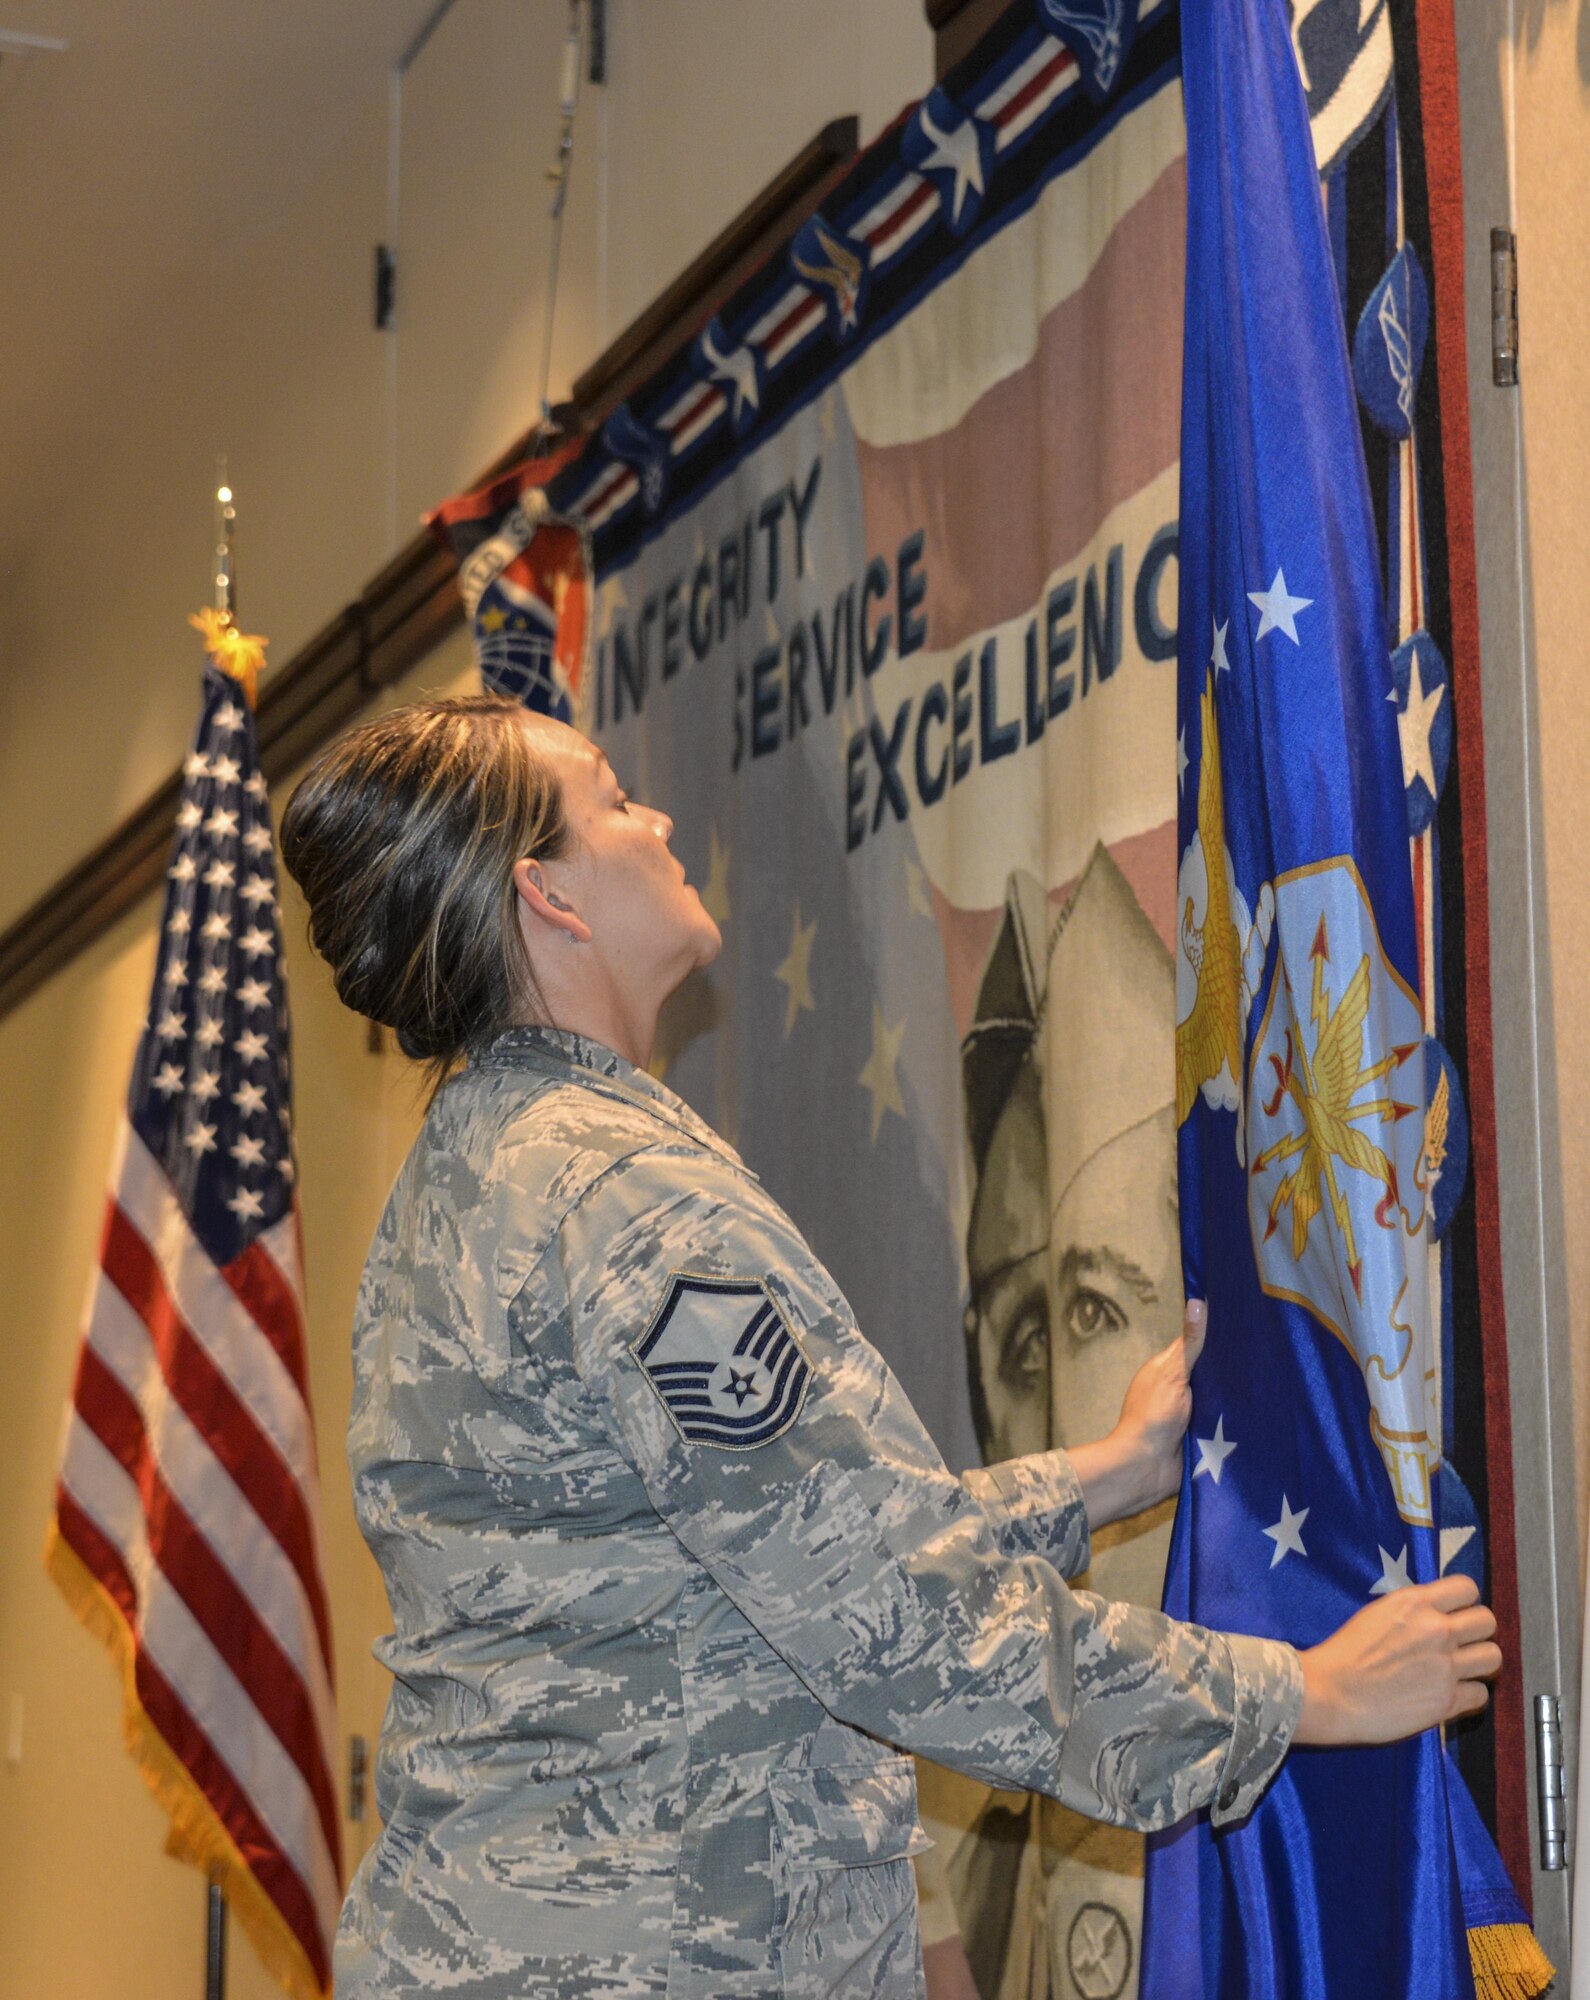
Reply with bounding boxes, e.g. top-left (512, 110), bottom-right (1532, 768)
top-left (976, 37), bottom-right (1063, 120)
top-left (994, 46), bottom-right (1077, 148)
top-left (59, 1416), bottom-right (341, 1923)
top-left (763, 294), bottom-right (827, 370)
top-left (867, 181), bottom-right (941, 265)
top-left (670, 386), bottom-right (728, 455)
top-left (749, 282), bottom-right (810, 345)
top-left (82, 1273), bottom-right (338, 1747)
top-left (255, 1212), bottom-right (304, 1309)
top-left (853, 171), bottom-right (928, 243)
top-left (61, 1339), bottom-right (341, 1864)
top-left (113, 1126), bottom-right (320, 1496)
top-left (659, 379), bottom-right (710, 429)
top-left (586, 468), bottom-right (640, 532)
